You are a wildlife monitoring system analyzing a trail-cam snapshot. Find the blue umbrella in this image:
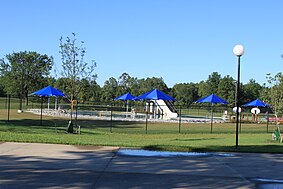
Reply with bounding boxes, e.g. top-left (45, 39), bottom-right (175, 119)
top-left (114, 92), bottom-right (136, 112)
top-left (196, 94), bottom-right (228, 104)
top-left (195, 94), bottom-right (229, 133)
top-left (135, 89), bottom-right (176, 101)
top-left (31, 86), bottom-right (66, 125)
top-left (114, 92), bottom-right (136, 101)
top-left (134, 89), bottom-right (176, 134)
top-left (242, 99), bottom-right (269, 107)
top-left (31, 86), bottom-right (66, 97)
top-left (243, 99), bottom-right (270, 131)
